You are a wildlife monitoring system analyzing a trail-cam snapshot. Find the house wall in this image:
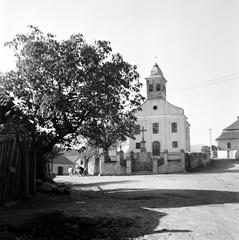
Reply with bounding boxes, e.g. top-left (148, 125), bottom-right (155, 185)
top-left (52, 164), bottom-right (74, 175)
top-left (217, 139), bottom-right (239, 150)
top-left (216, 150), bottom-right (237, 159)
